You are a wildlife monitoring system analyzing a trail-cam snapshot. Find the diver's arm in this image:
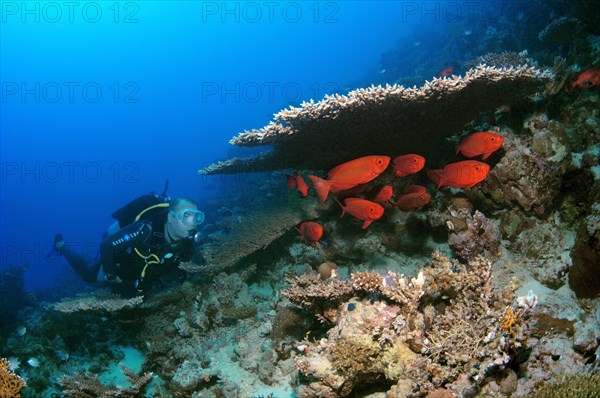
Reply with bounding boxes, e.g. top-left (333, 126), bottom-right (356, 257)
top-left (100, 221), bottom-right (152, 280)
